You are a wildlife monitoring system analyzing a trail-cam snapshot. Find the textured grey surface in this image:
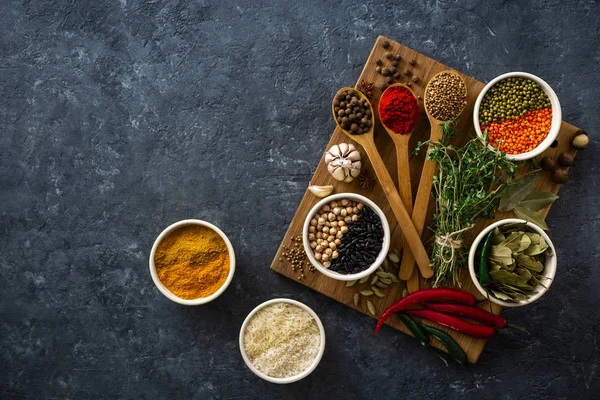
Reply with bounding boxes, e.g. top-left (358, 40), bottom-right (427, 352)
top-left (1, 0), bottom-right (599, 399)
